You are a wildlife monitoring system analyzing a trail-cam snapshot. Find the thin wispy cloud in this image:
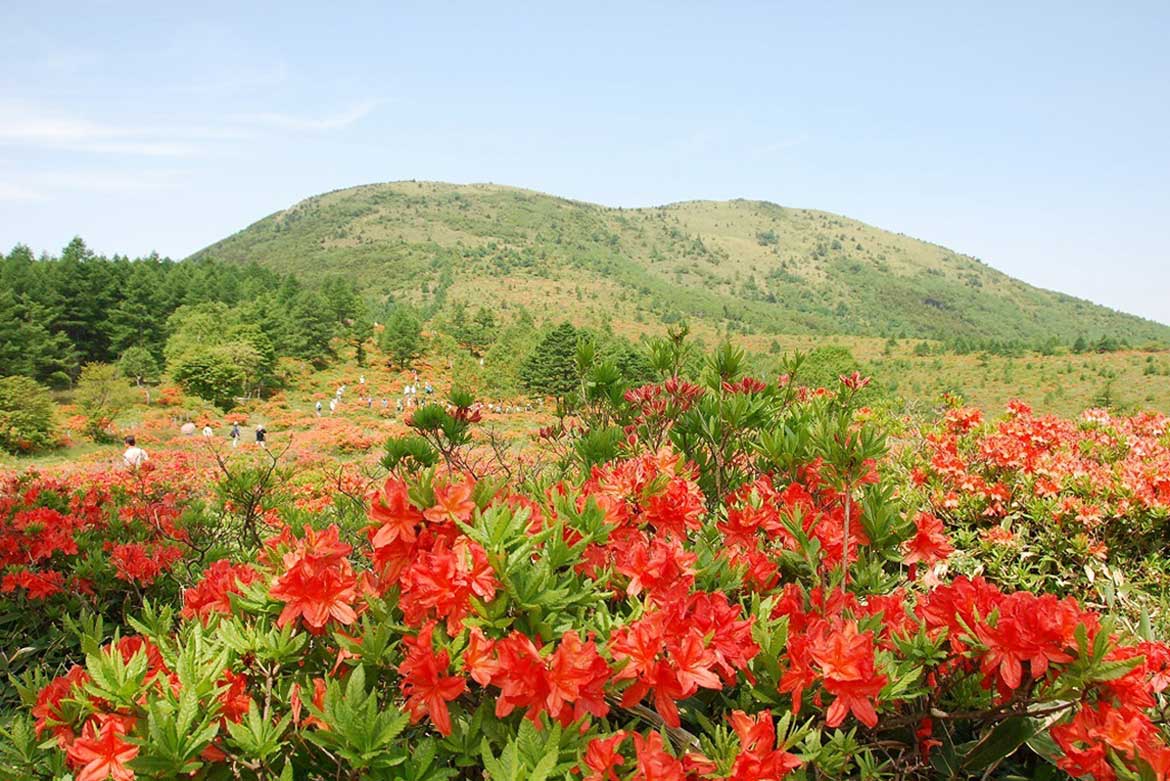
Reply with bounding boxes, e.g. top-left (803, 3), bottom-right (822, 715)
top-left (236, 100), bottom-right (379, 132)
top-left (0, 110), bottom-right (124, 143)
top-left (0, 169), bottom-right (184, 203)
top-left (0, 105), bottom-right (204, 157)
top-left (61, 141), bottom-right (200, 157)
top-left (37, 170), bottom-right (184, 192)
top-left (0, 98), bottom-right (379, 161)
